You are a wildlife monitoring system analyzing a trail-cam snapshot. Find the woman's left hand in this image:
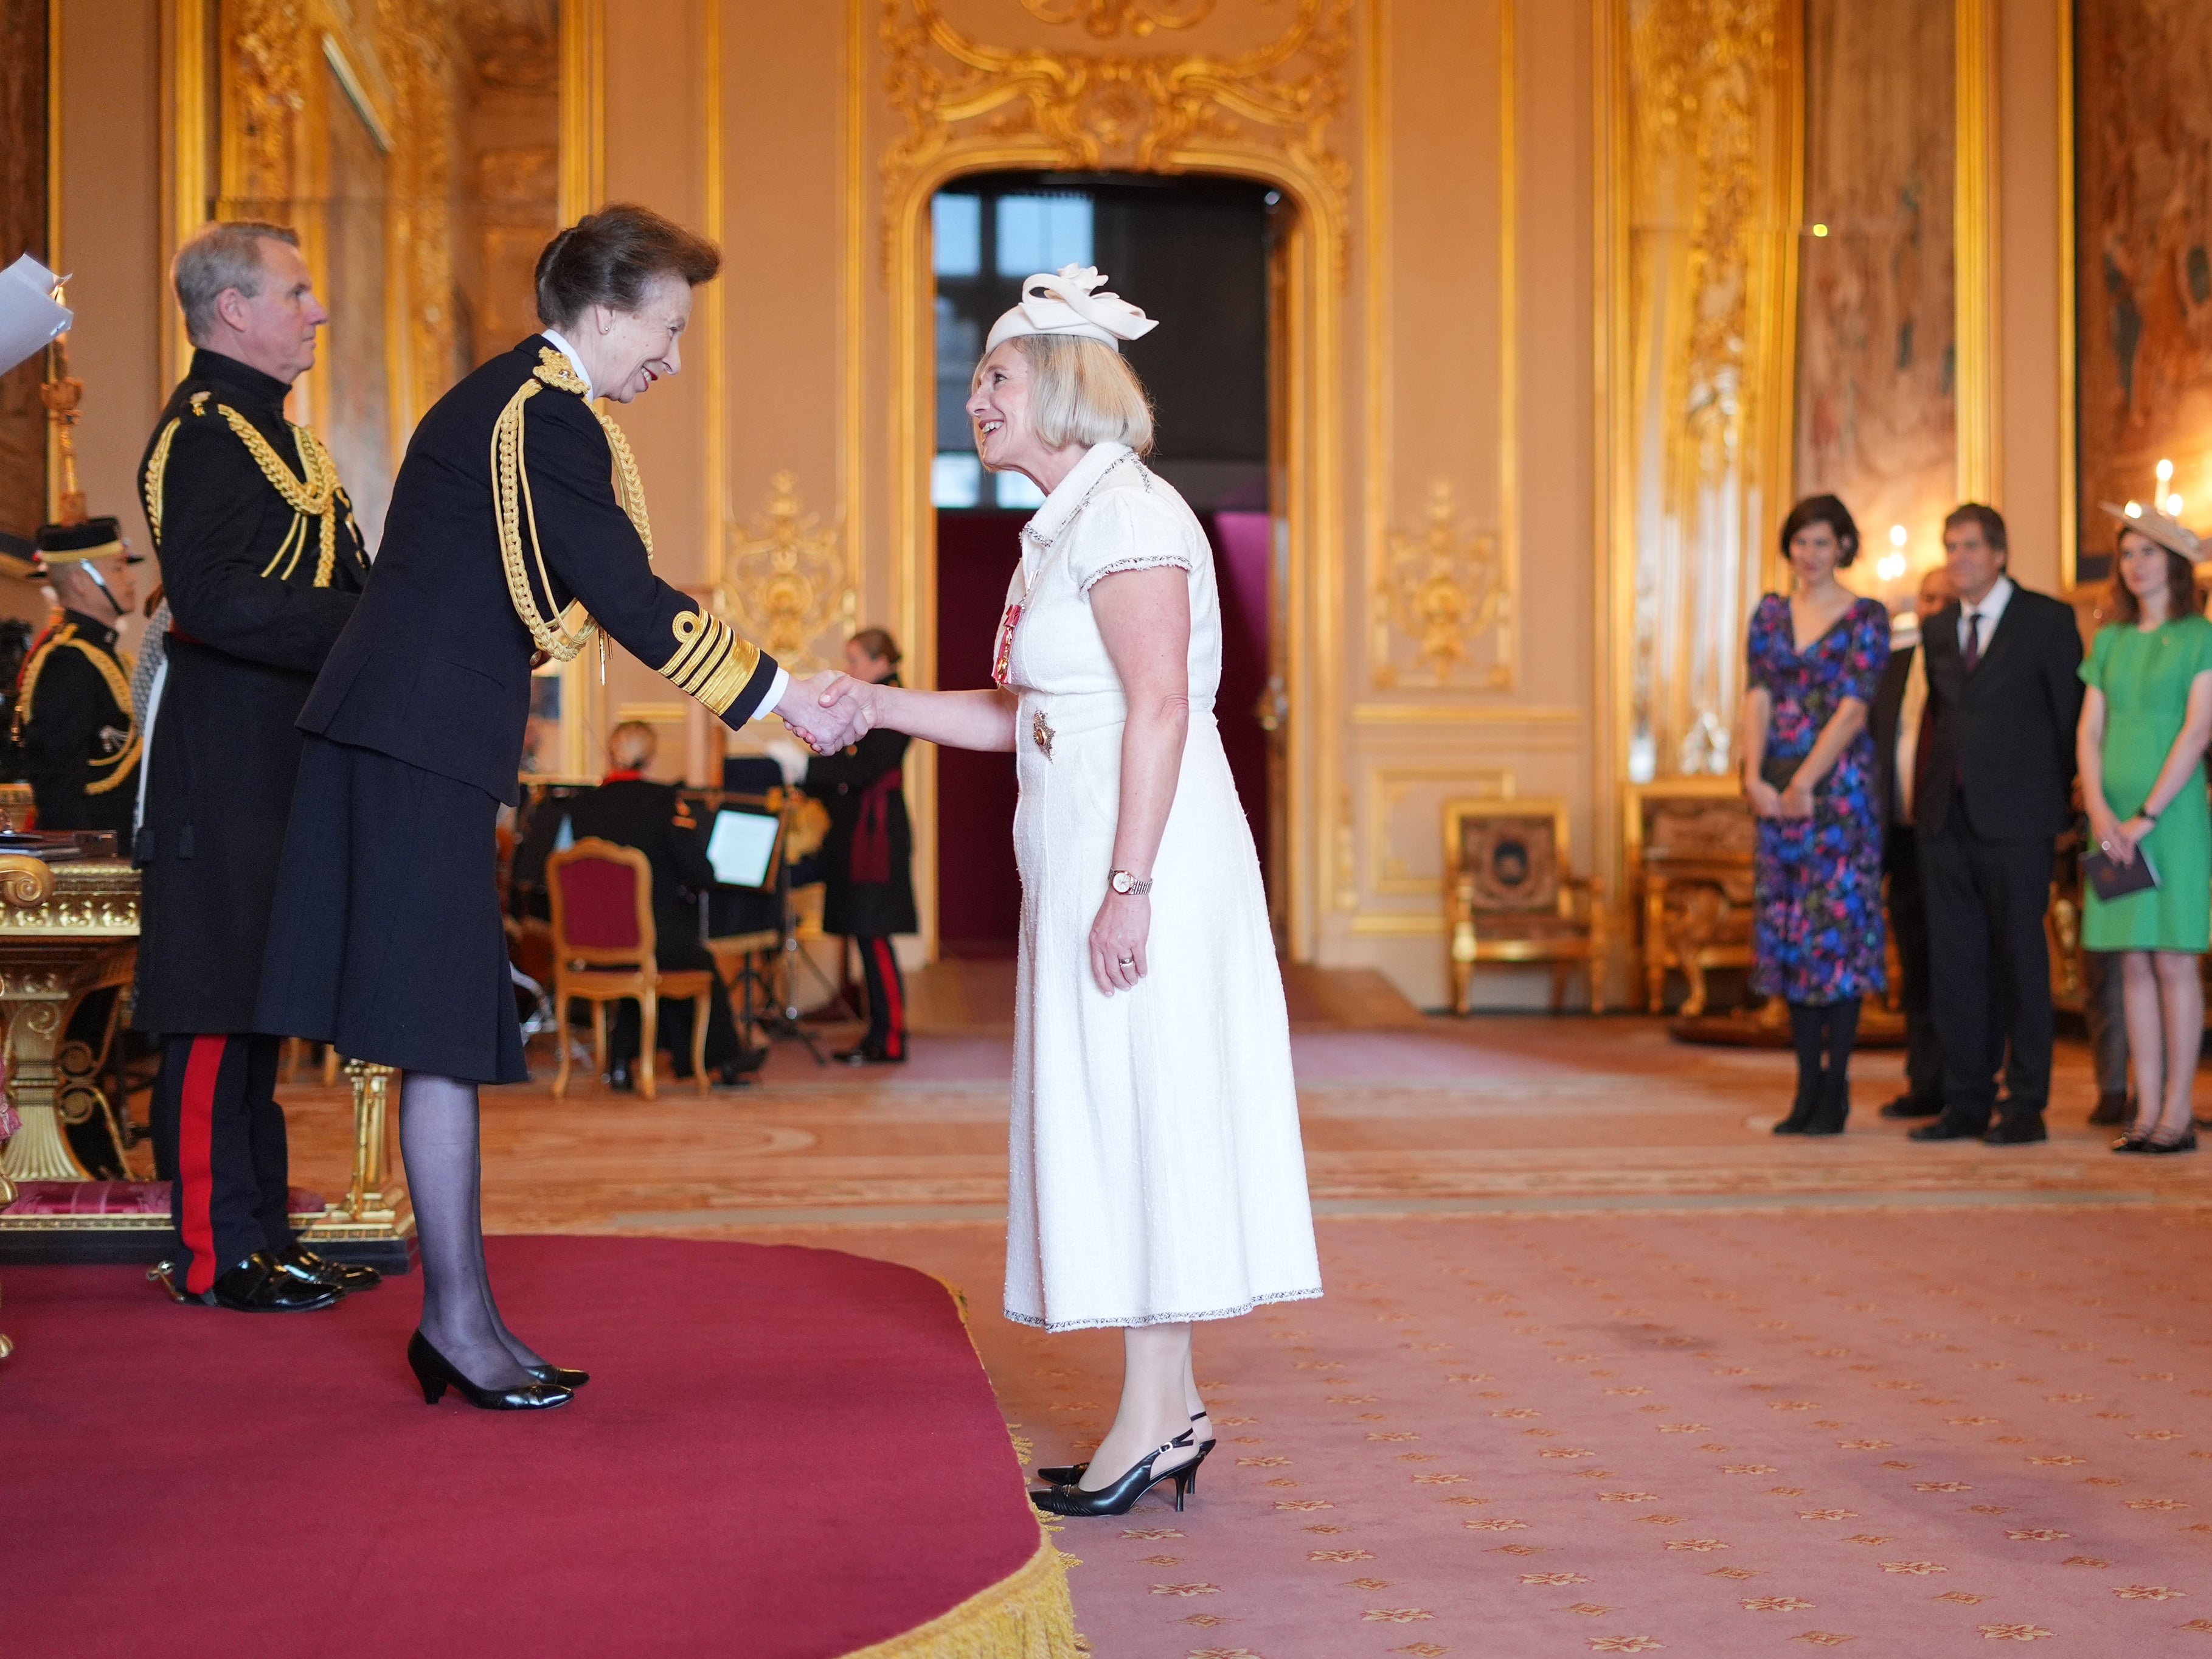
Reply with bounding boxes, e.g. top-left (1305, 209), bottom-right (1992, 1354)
top-left (1089, 891), bottom-right (1151, 996)
top-left (1779, 778), bottom-right (1815, 819)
